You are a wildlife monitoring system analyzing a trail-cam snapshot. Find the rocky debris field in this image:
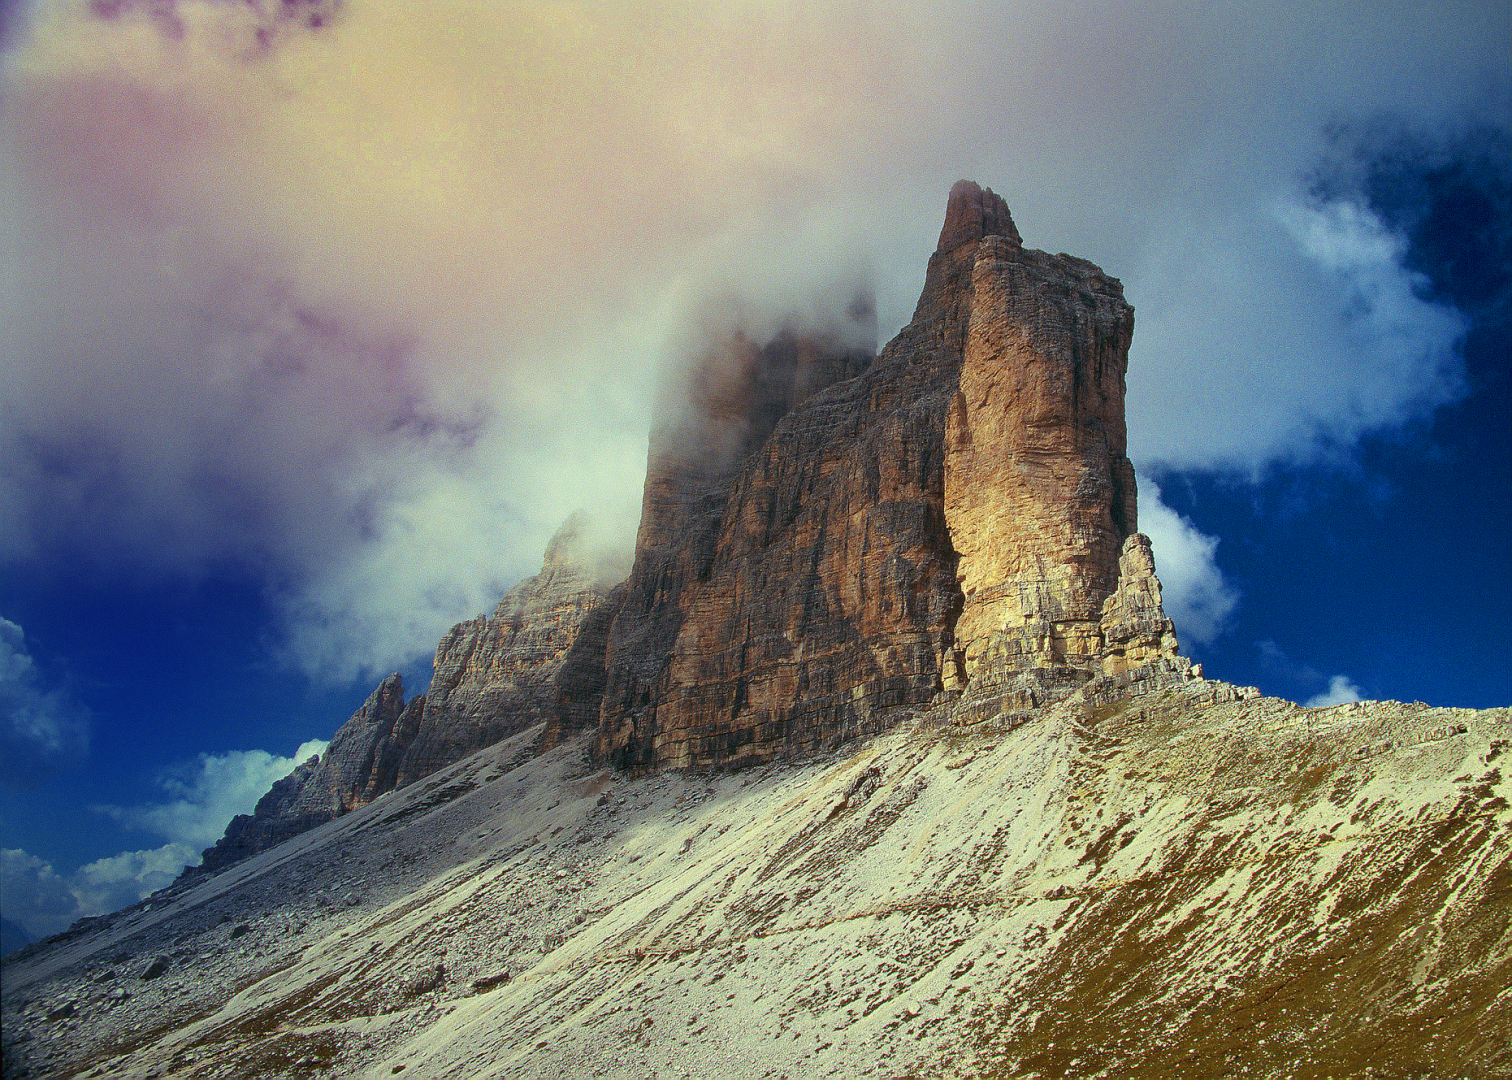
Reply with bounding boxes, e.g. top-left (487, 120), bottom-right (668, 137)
top-left (2, 683), bottom-right (1508, 1079)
